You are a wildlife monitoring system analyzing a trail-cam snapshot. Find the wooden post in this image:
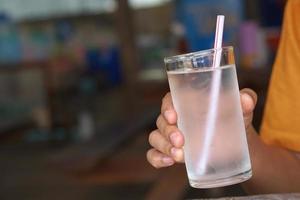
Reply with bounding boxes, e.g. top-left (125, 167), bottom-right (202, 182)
top-left (115, 0), bottom-right (139, 96)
